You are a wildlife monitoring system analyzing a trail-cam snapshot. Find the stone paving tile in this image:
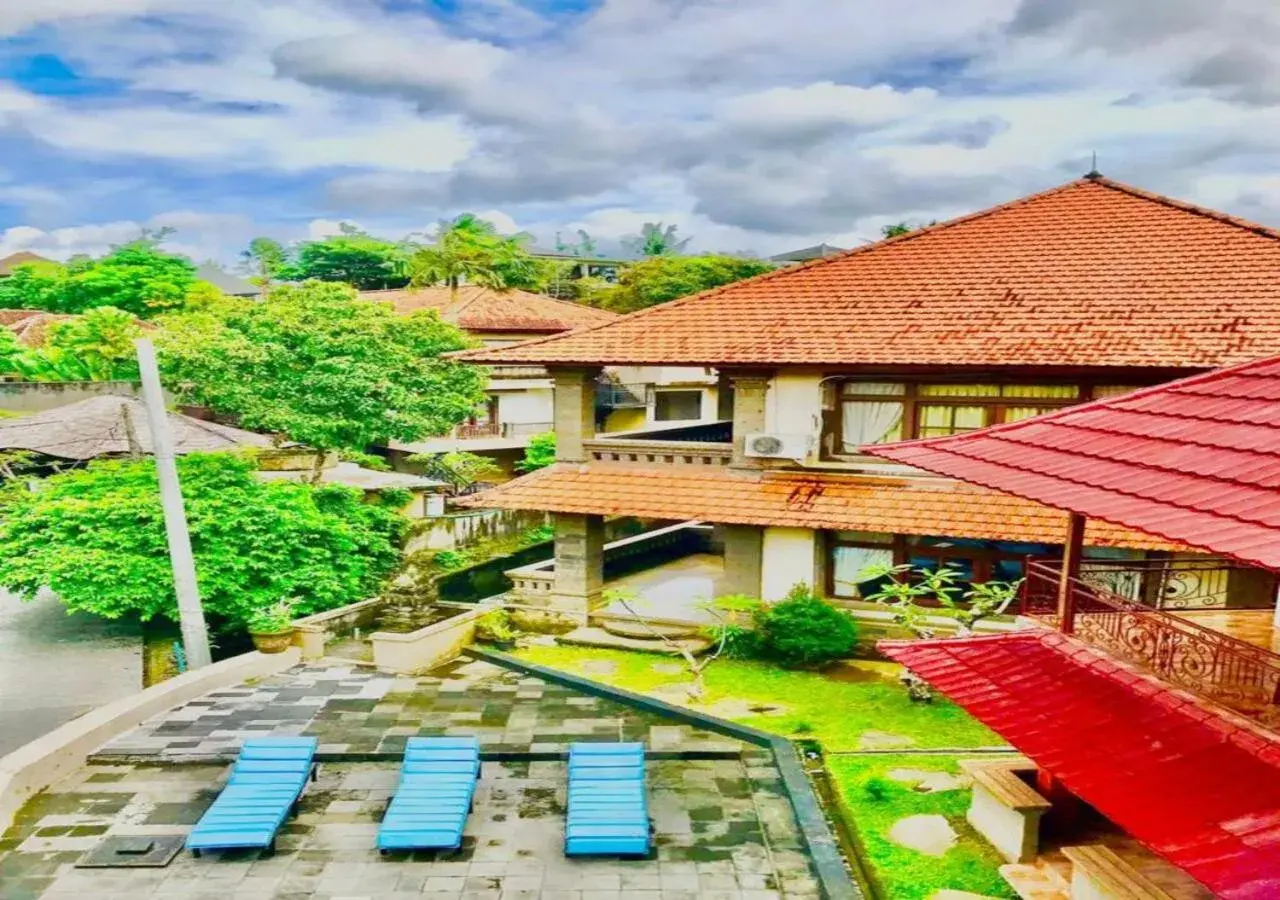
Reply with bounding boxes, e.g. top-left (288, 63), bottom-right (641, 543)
top-left (96, 660), bottom-right (742, 760)
top-left (0, 759), bottom-right (820, 899)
